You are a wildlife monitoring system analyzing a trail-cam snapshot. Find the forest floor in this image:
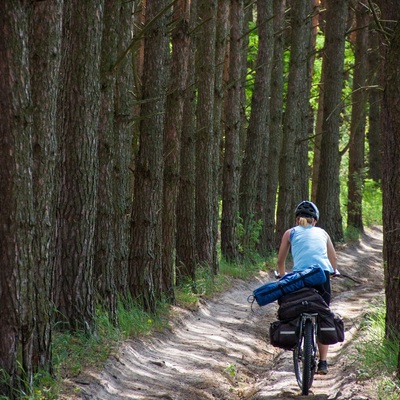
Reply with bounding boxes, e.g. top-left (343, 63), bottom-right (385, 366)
top-left (67, 225), bottom-right (384, 400)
